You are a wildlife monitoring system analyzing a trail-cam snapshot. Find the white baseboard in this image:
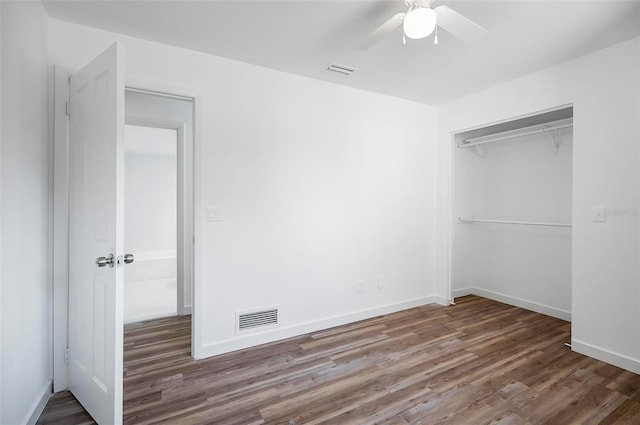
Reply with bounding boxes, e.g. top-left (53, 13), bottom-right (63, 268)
top-left (195, 296), bottom-right (439, 359)
top-left (25, 380), bottom-right (52, 425)
top-left (431, 295), bottom-right (449, 306)
top-left (453, 287), bottom-right (571, 322)
top-left (181, 305), bottom-right (192, 315)
top-left (572, 339), bottom-right (640, 374)
top-left (452, 287), bottom-right (473, 298)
